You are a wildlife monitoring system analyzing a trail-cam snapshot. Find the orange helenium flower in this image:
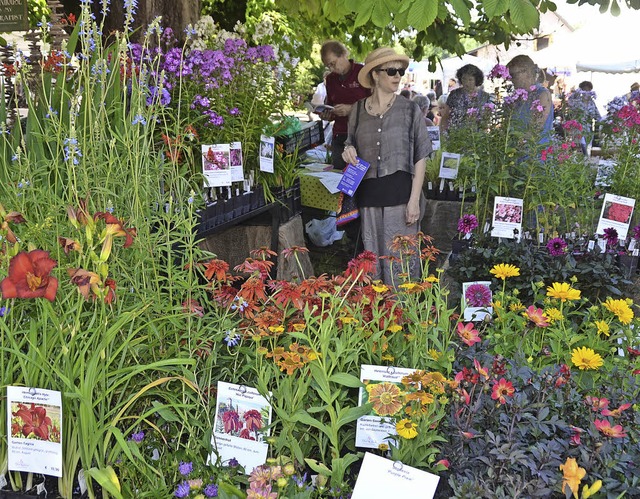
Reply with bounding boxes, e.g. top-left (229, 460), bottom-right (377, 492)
top-left (366, 382), bottom-right (405, 417)
top-left (1, 250), bottom-right (58, 302)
